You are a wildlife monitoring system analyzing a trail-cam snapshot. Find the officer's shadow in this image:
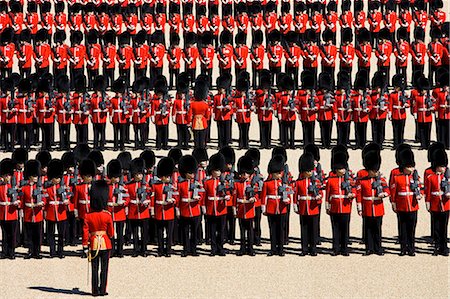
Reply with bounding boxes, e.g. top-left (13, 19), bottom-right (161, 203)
top-left (28, 286), bottom-right (91, 296)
